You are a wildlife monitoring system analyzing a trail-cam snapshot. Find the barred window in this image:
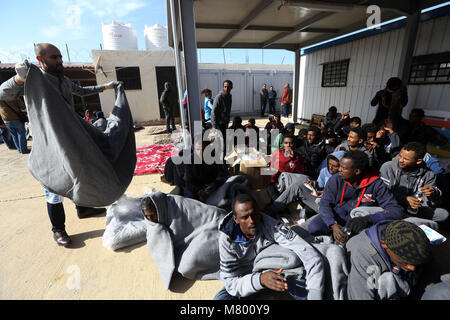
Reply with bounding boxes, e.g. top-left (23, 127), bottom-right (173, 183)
top-left (322, 59), bottom-right (349, 87)
top-left (409, 52), bottom-right (450, 84)
top-left (115, 66), bottom-right (142, 90)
